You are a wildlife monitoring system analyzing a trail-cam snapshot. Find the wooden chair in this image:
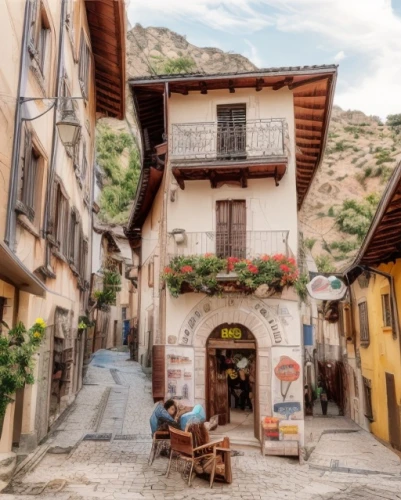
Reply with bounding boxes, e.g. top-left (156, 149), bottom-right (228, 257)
top-left (166, 426), bottom-right (231, 487)
top-left (148, 430), bottom-right (170, 465)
